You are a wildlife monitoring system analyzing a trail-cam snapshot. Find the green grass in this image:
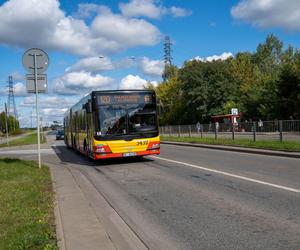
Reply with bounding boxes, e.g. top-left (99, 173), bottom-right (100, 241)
top-left (0, 158), bottom-right (57, 250)
top-left (0, 133), bottom-right (46, 148)
top-left (161, 136), bottom-right (300, 152)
